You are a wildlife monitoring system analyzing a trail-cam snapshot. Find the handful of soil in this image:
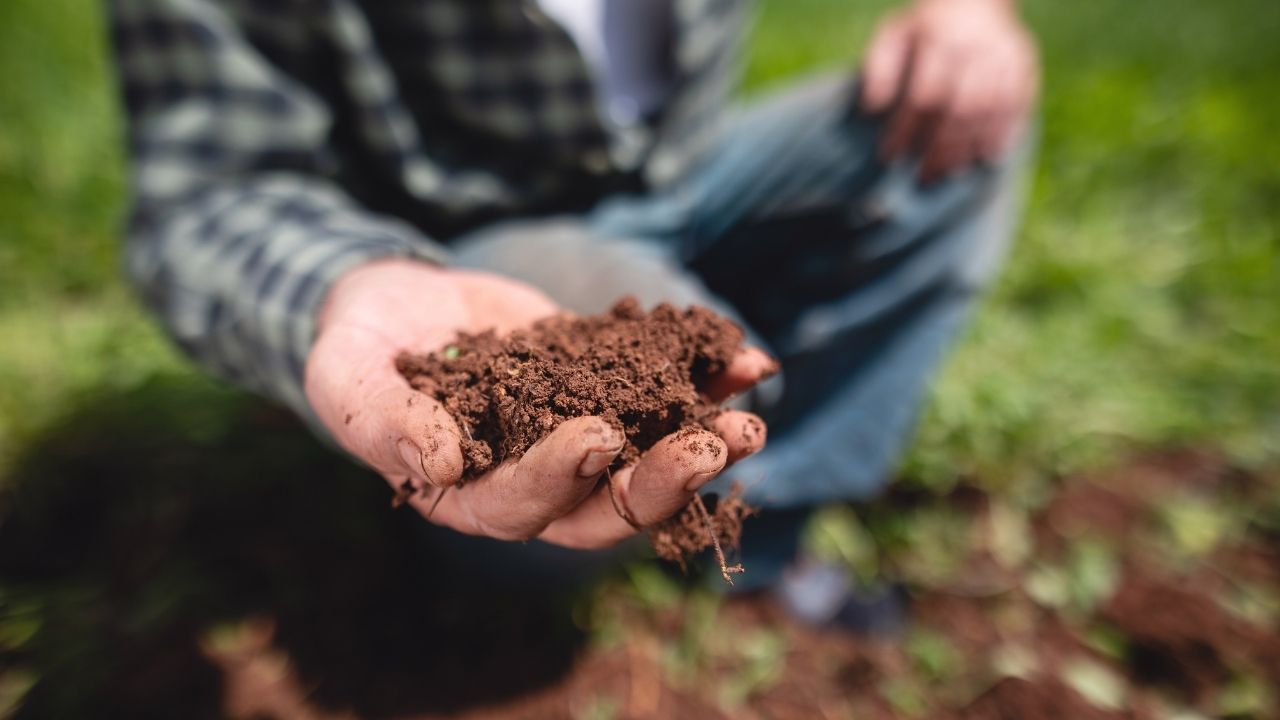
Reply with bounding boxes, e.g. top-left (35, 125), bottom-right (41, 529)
top-left (395, 298), bottom-right (757, 580)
